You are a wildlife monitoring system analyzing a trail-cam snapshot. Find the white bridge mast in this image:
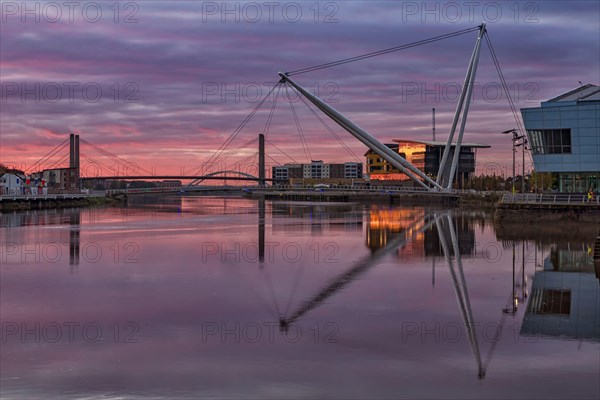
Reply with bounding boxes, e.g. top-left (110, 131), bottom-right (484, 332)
top-left (437, 23), bottom-right (486, 189)
top-left (278, 23), bottom-right (486, 192)
top-left (279, 72), bottom-right (440, 190)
